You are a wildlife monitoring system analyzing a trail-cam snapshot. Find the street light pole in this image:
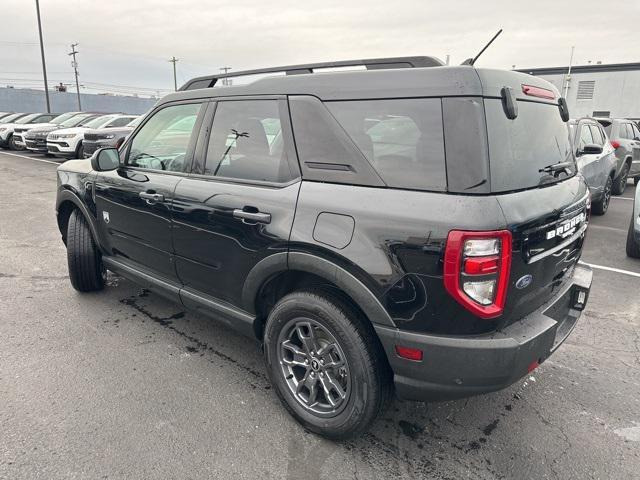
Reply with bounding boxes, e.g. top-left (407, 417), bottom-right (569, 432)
top-left (68, 43), bottom-right (81, 110)
top-left (169, 57), bottom-right (179, 91)
top-left (35, 0), bottom-right (51, 113)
